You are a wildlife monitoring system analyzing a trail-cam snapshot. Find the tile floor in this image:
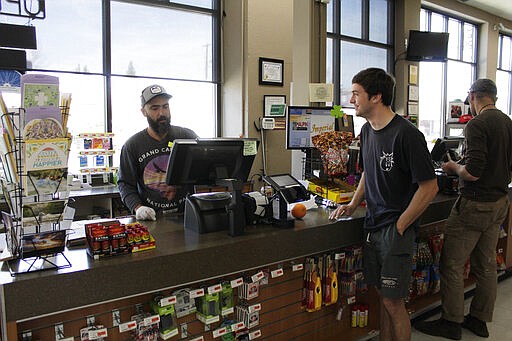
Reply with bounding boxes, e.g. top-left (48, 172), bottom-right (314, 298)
top-left (411, 275), bottom-right (512, 340)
